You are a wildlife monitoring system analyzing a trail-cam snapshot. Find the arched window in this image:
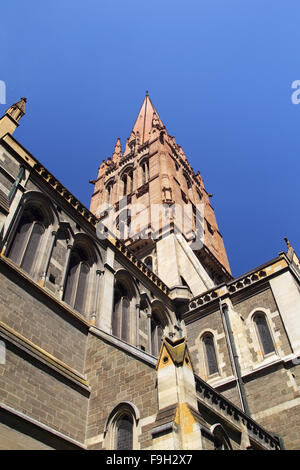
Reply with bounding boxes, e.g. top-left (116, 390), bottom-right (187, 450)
top-left (116, 414), bottom-right (133, 450)
top-left (128, 170), bottom-right (133, 194)
top-left (145, 256), bottom-right (153, 271)
top-left (183, 172), bottom-right (192, 190)
top-left (116, 210), bottom-right (131, 240)
top-left (120, 169), bottom-right (133, 197)
top-left (202, 334), bottom-right (219, 376)
top-left (141, 159), bottom-right (149, 185)
top-left (113, 281), bottom-right (131, 343)
top-left (122, 174), bottom-right (128, 196)
top-left (253, 313), bottom-right (275, 355)
top-left (104, 402), bottom-right (139, 450)
top-left (106, 181), bottom-right (114, 203)
top-left (64, 246), bottom-right (90, 314)
top-left (151, 310), bottom-right (164, 357)
top-left (7, 206), bottom-right (46, 276)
